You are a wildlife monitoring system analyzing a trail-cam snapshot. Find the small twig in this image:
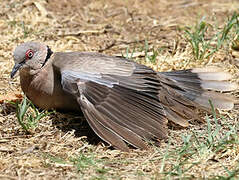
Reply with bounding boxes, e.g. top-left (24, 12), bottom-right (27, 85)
top-left (58, 29), bottom-right (106, 37)
top-left (117, 39), bottom-right (148, 45)
top-left (22, 145), bottom-right (39, 154)
top-left (0, 135), bottom-right (32, 140)
top-left (114, 51), bottom-right (154, 58)
top-left (53, 163), bottom-right (74, 168)
top-left (98, 40), bottom-right (116, 52)
top-left (0, 175), bottom-right (17, 180)
top-left (0, 148), bottom-right (14, 153)
top-left (33, 2), bottom-right (48, 17)
top-left (0, 139), bottom-right (10, 143)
